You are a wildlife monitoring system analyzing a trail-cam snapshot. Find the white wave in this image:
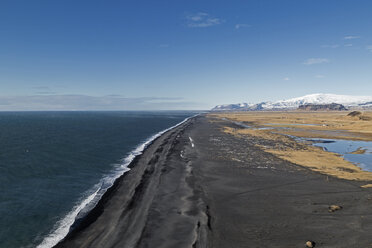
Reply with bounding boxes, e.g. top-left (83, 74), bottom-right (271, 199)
top-left (37, 114), bottom-right (197, 248)
top-left (36, 187), bottom-right (100, 248)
